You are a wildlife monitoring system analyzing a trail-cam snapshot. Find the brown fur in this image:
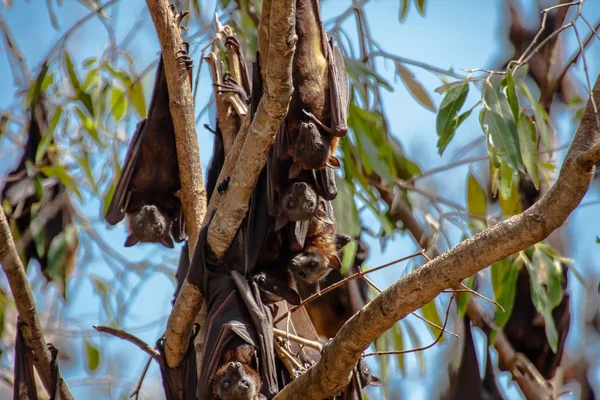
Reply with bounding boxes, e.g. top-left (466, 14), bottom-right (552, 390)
top-left (284, 0), bottom-right (338, 170)
top-left (212, 343), bottom-right (261, 400)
